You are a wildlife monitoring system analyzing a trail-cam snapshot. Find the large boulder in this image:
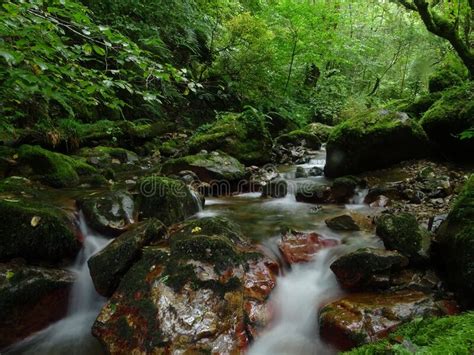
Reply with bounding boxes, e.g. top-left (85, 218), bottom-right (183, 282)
top-left (88, 219), bottom-right (166, 297)
top-left (0, 263), bottom-right (75, 348)
top-left (319, 290), bottom-right (455, 351)
top-left (434, 176), bottom-right (474, 303)
top-left (92, 217), bottom-right (279, 353)
top-left (421, 82), bottom-right (474, 160)
top-left (79, 190), bottom-right (135, 237)
top-left (136, 176), bottom-right (202, 225)
top-left (330, 248), bottom-right (408, 289)
top-left (18, 145), bottom-right (98, 188)
top-left (324, 110), bottom-right (429, 177)
top-left (161, 151), bottom-right (246, 185)
top-left (0, 200), bottom-right (80, 262)
top-left (188, 111), bottom-right (273, 166)
top-left (306, 122), bottom-right (334, 142)
top-left (376, 213), bottom-right (431, 264)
